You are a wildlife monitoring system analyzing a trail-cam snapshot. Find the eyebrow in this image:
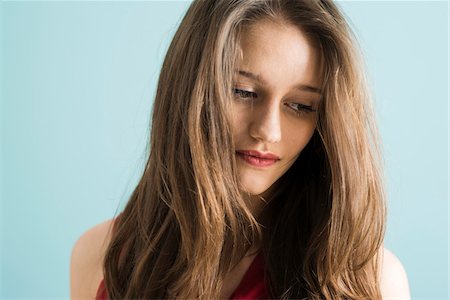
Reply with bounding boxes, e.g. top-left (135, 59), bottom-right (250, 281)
top-left (236, 69), bottom-right (322, 95)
